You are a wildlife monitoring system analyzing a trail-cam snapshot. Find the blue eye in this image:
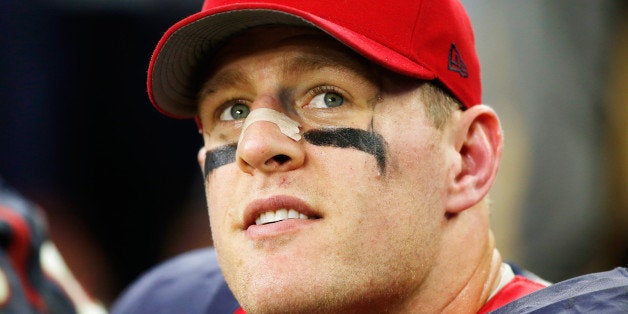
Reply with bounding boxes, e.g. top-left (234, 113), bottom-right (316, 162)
top-left (220, 103), bottom-right (250, 120)
top-left (309, 92), bottom-right (344, 108)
